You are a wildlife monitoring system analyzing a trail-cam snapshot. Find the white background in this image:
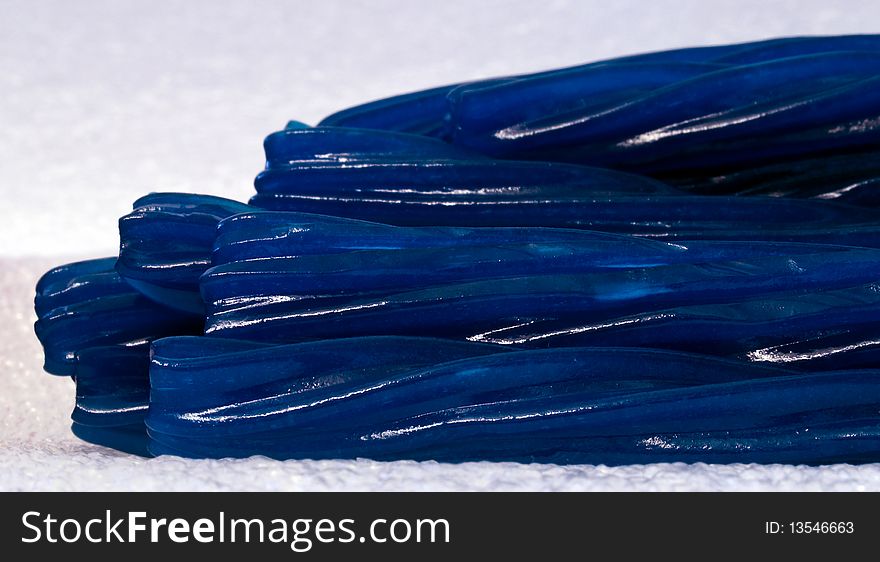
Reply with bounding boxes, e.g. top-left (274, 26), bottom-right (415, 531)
top-left (1, 0), bottom-right (879, 490)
